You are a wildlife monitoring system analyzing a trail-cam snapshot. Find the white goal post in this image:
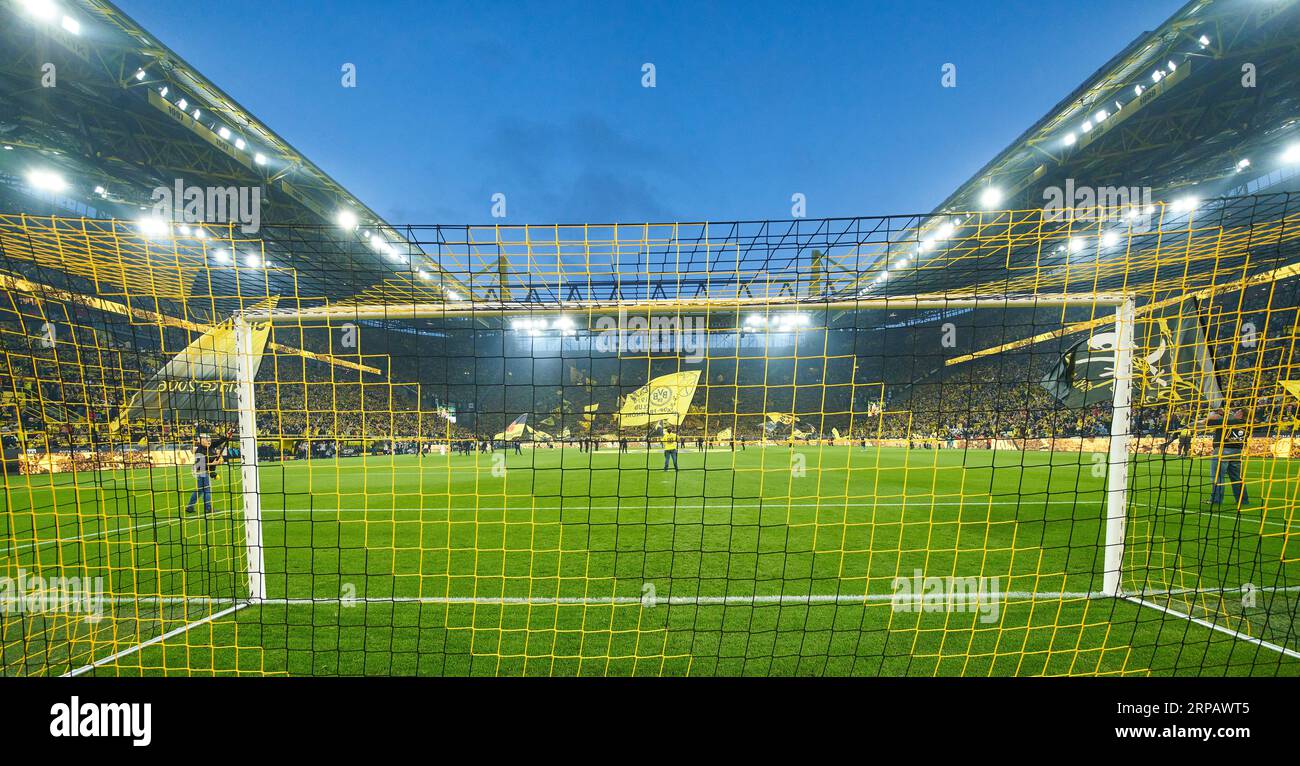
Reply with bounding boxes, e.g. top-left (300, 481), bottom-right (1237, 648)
top-left (232, 293), bottom-right (1137, 602)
